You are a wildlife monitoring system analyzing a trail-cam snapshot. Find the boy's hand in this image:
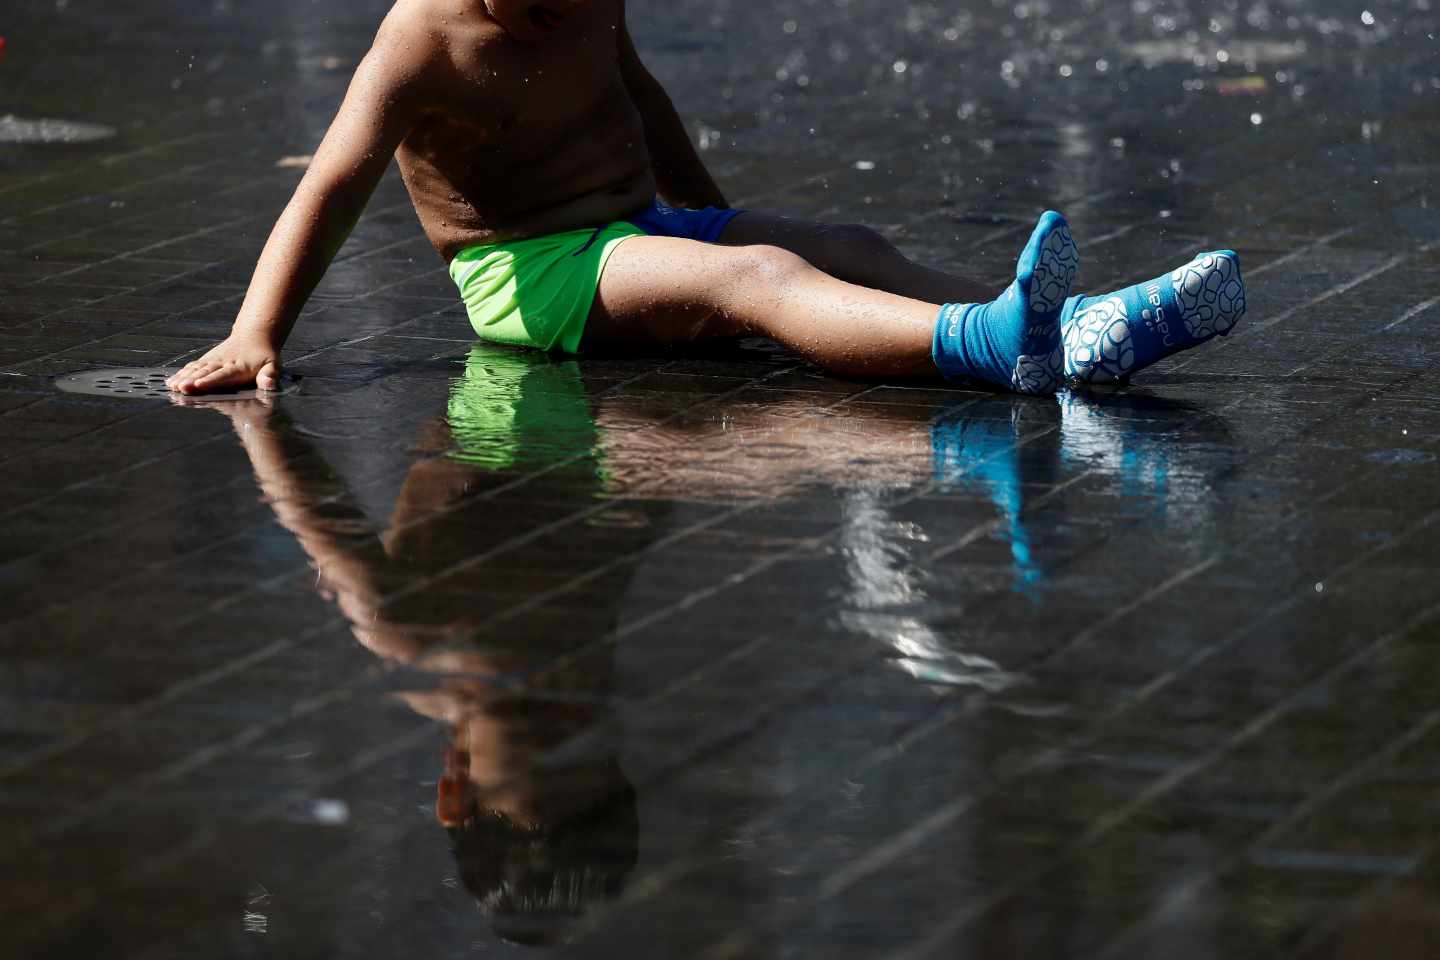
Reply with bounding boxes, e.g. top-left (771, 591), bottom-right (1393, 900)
top-left (167, 334), bottom-right (281, 395)
top-left (168, 12), bottom-right (435, 399)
